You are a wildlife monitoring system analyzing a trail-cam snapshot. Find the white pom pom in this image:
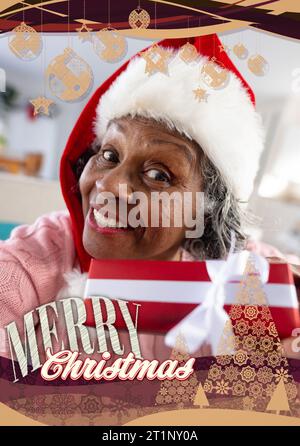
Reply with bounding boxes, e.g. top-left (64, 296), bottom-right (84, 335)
top-left (57, 268), bottom-right (88, 299)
